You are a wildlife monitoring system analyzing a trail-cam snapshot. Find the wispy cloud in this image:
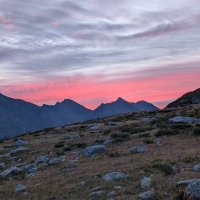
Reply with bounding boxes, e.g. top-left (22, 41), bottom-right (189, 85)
top-left (0, 0), bottom-right (200, 106)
